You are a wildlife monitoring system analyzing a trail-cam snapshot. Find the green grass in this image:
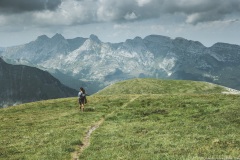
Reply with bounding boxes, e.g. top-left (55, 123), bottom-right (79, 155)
top-left (0, 96), bottom-right (131, 160)
top-left (96, 78), bottom-right (227, 95)
top-left (80, 94), bottom-right (240, 160)
top-left (0, 78), bottom-right (239, 160)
